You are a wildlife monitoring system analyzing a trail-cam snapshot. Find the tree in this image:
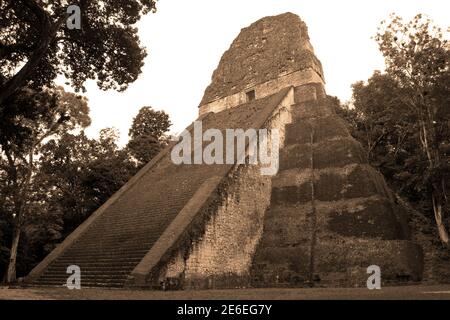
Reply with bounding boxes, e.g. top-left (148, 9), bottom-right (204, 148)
top-left (38, 132), bottom-right (97, 235)
top-left (127, 106), bottom-right (171, 167)
top-left (1, 103), bottom-right (173, 281)
top-left (39, 129), bottom-right (135, 237)
top-left (347, 72), bottom-right (422, 190)
top-left (375, 14), bottom-right (450, 245)
top-left (347, 14), bottom-right (450, 245)
top-left (0, 86), bottom-right (90, 282)
top-left (350, 72), bottom-right (416, 167)
top-left (0, 0), bottom-right (157, 107)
